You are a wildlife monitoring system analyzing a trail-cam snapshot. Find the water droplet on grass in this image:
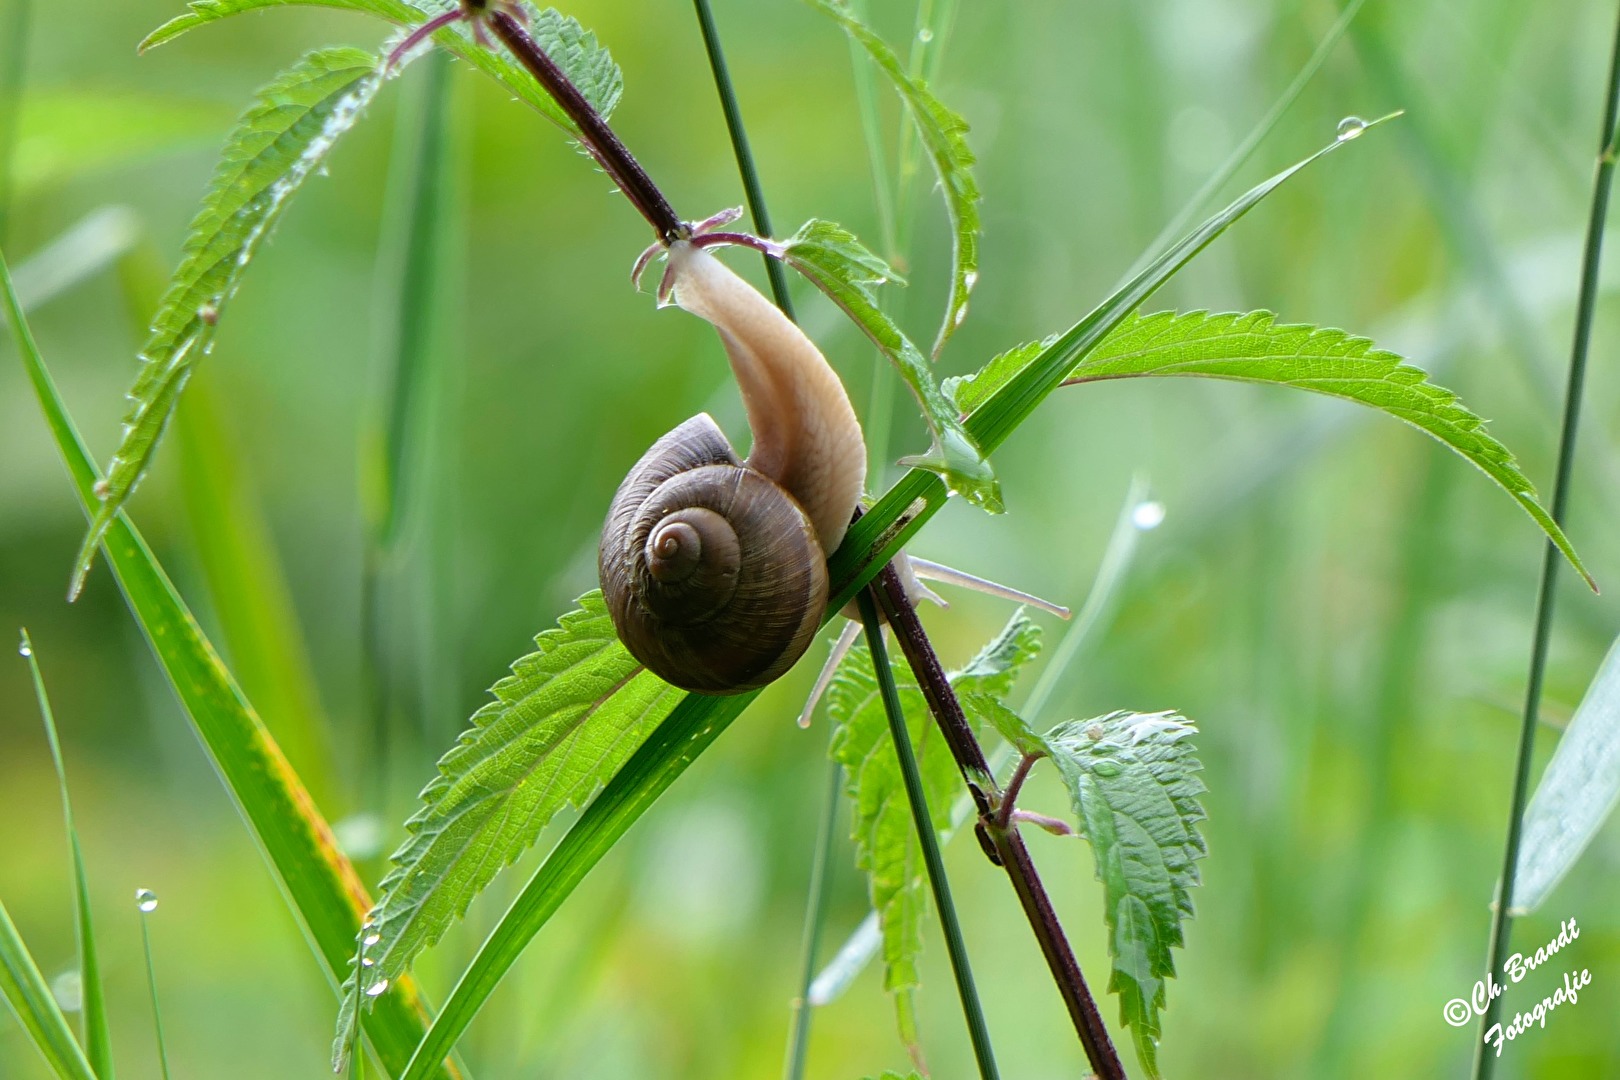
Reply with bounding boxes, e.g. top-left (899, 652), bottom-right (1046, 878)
top-left (1336, 116), bottom-right (1367, 141)
top-left (365, 979), bottom-right (389, 997)
top-left (1132, 501), bottom-right (1166, 530)
top-left (135, 888), bottom-right (158, 913)
top-left (917, 27), bottom-right (934, 43)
